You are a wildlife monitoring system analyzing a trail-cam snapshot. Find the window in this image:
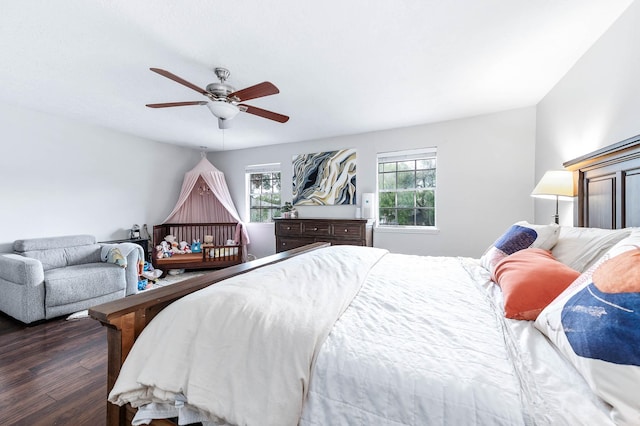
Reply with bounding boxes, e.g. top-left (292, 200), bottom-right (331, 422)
top-left (246, 164), bottom-right (281, 223)
top-left (377, 148), bottom-right (437, 227)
